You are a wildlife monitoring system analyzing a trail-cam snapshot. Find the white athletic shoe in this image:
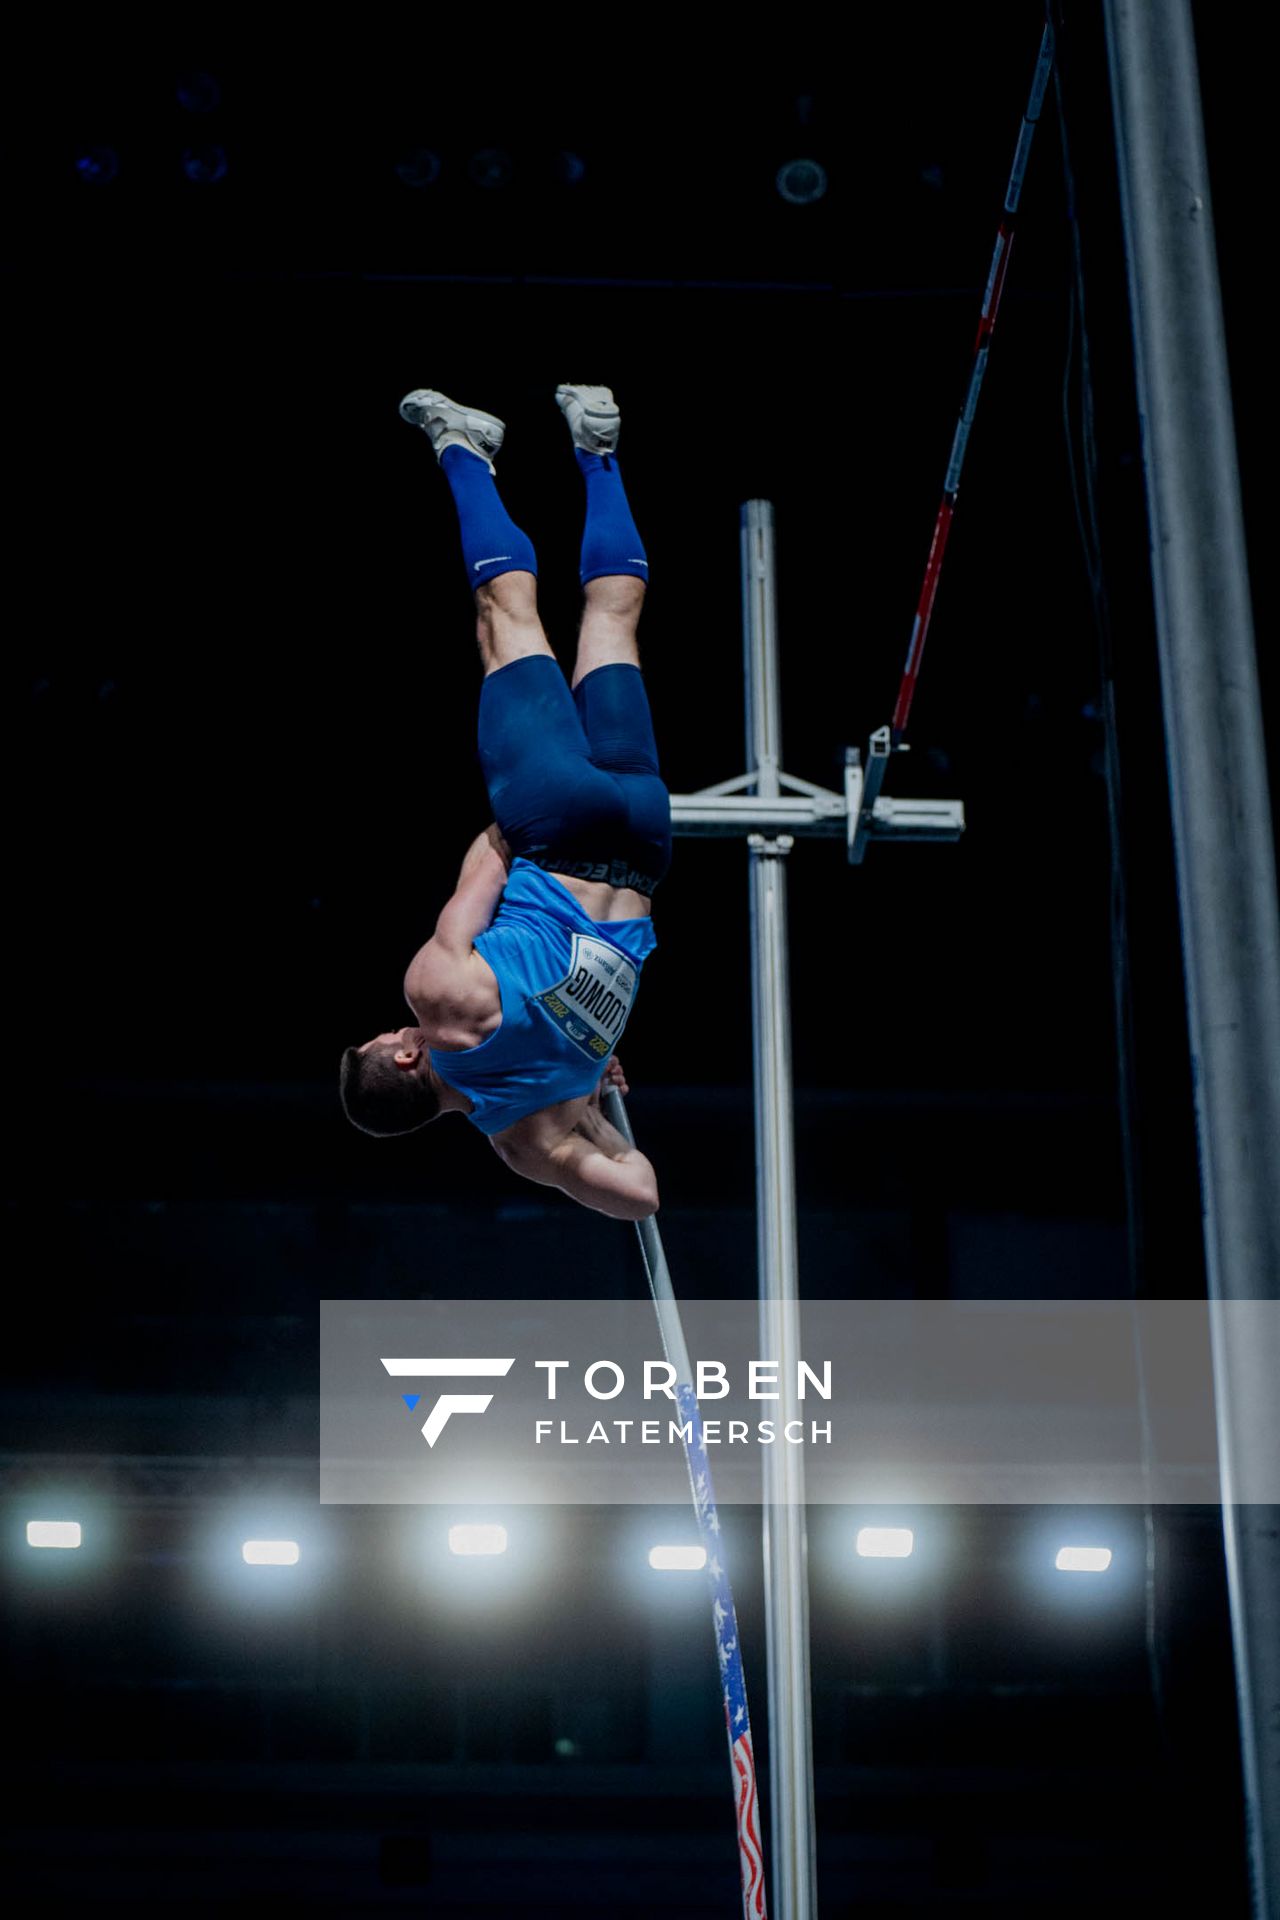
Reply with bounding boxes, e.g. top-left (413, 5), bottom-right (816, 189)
top-left (398, 389), bottom-right (505, 474)
top-left (555, 383), bottom-right (621, 455)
